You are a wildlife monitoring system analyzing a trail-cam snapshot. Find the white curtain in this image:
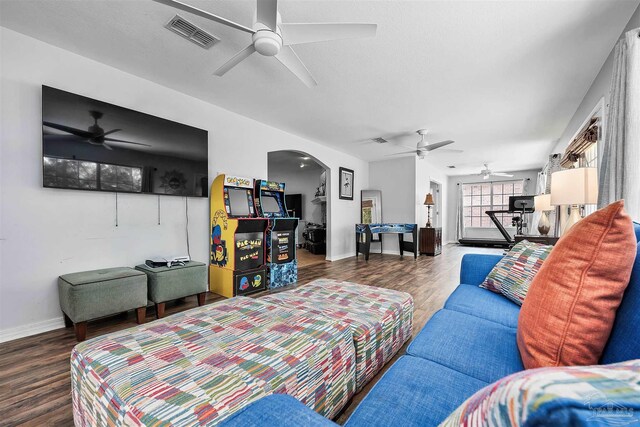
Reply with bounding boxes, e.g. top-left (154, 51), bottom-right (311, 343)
top-left (598, 28), bottom-right (640, 220)
top-left (455, 184), bottom-right (464, 241)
